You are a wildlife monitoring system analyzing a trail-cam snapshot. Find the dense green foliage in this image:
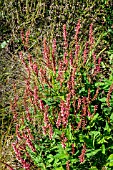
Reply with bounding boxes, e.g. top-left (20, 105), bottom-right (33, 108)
top-left (0, 0), bottom-right (113, 169)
